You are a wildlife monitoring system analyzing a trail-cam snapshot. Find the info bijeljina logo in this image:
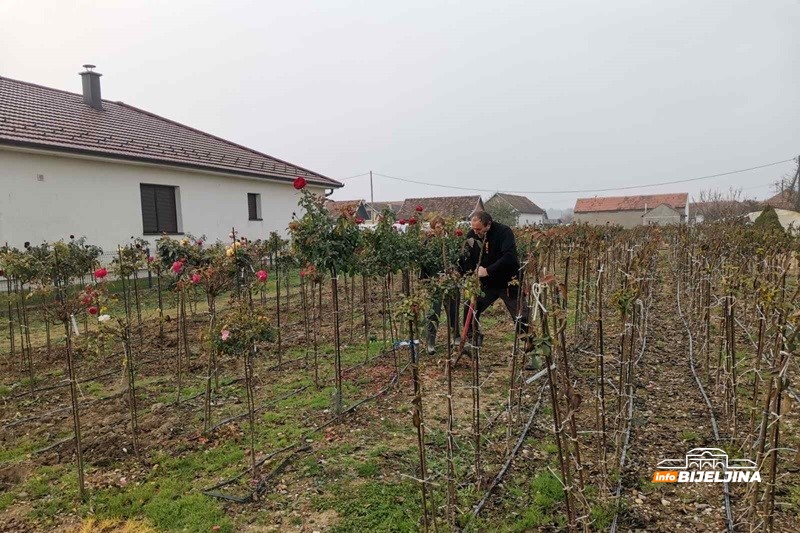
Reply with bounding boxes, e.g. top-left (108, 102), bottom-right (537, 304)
top-left (653, 448), bottom-right (761, 483)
